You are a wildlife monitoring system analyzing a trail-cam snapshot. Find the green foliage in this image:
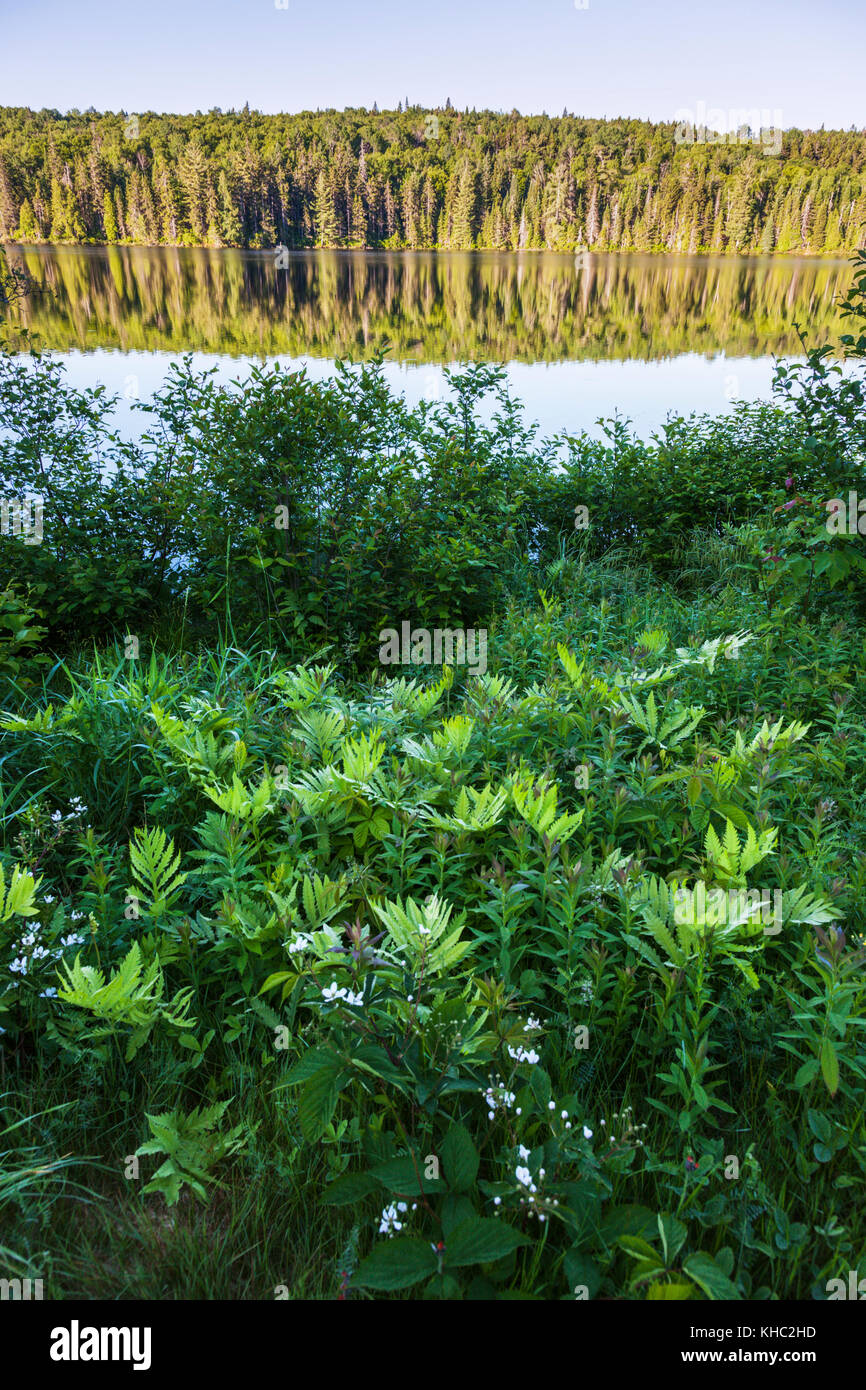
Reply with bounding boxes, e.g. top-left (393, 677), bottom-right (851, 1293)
top-left (2, 259), bottom-right (866, 1299)
top-left (56, 941), bottom-right (196, 1060)
top-left (135, 1100), bottom-right (250, 1205)
top-left (0, 107), bottom-right (862, 255)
